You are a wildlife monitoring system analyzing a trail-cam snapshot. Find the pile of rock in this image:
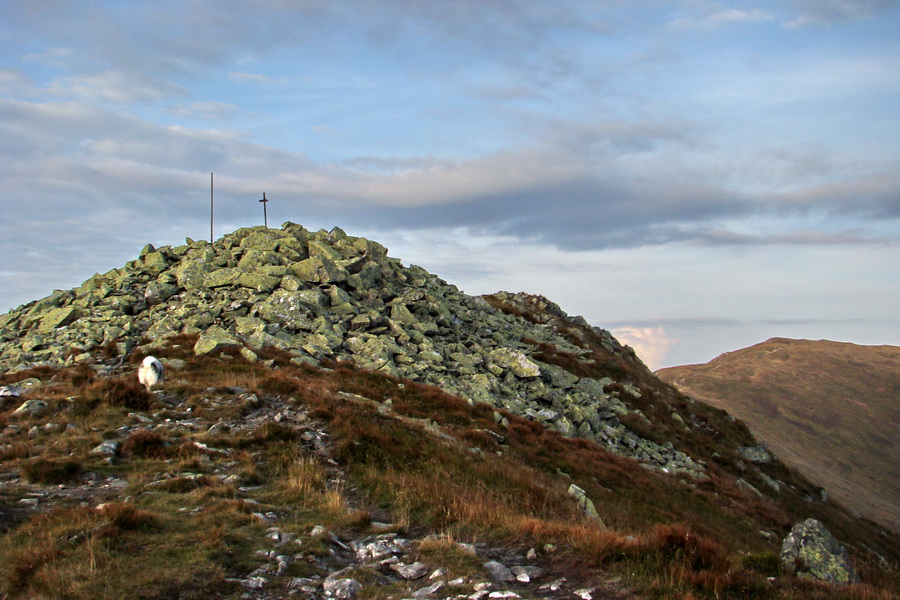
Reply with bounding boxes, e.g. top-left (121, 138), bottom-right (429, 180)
top-left (0, 223), bottom-right (704, 478)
